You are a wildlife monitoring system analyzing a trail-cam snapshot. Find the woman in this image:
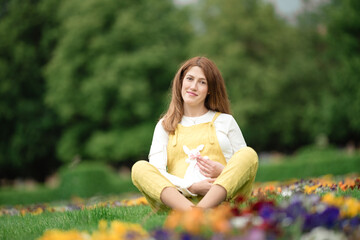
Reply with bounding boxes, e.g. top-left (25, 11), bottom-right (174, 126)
top-left (132, 56), bottom-right (258, 211)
